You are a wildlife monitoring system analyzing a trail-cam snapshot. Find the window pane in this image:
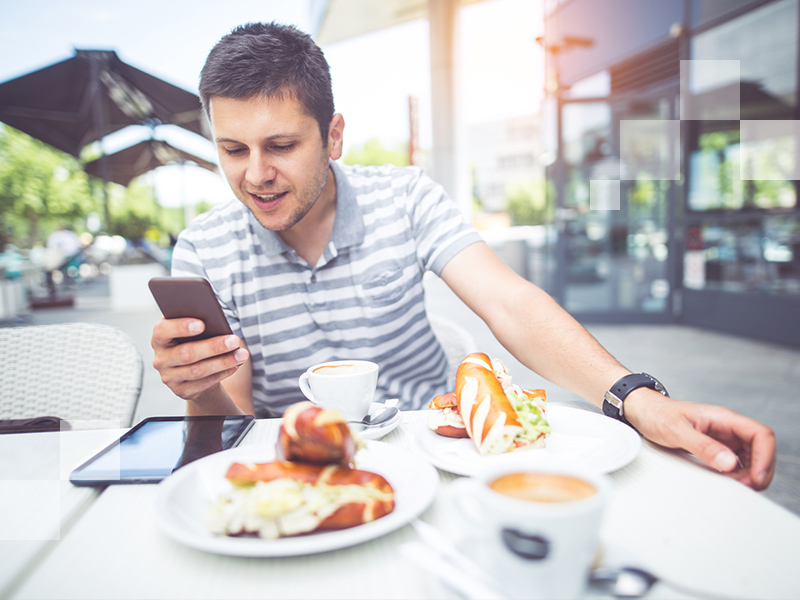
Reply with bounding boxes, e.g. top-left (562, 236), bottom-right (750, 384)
top-left (691, 0), bottom-right (761, 27)
top-left (685, 216), bottom-right (800, 294)
top-left (691, 0), bottom-right (797, 119)
top-left (689, 122), bottom-right (797, 210)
